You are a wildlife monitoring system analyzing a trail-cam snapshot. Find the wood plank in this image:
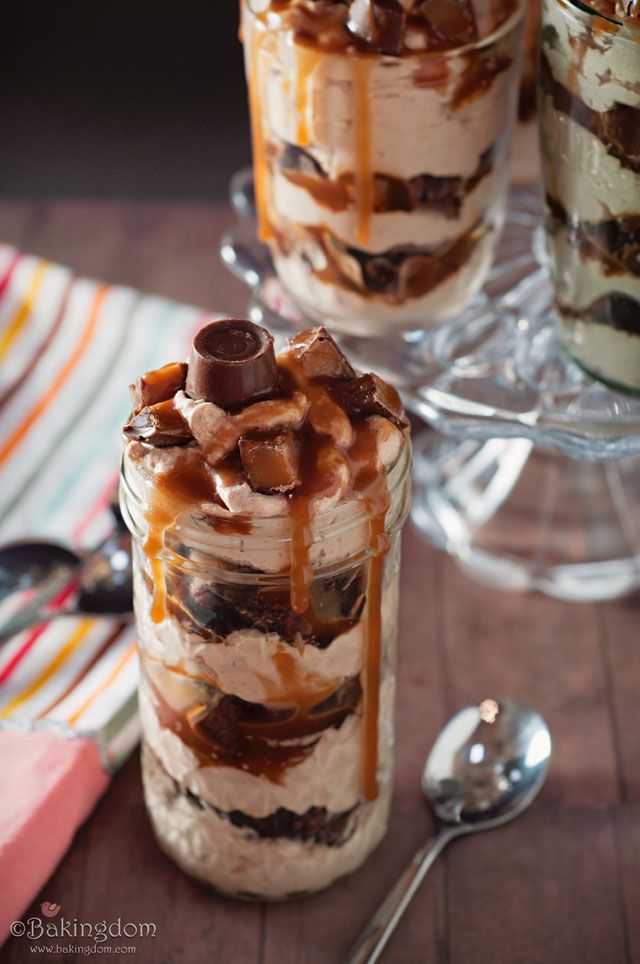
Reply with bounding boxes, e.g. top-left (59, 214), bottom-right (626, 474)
top-left (446, 807), bottom-right (629, 964)
top-left (0, 199), bottom-right (248, 319)
top-left (599, 599), bottom-right (640, 803)
top-left (0, 201), bottom-right (48, 253)
top-left (614, 805), bottom-right (640, 963)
